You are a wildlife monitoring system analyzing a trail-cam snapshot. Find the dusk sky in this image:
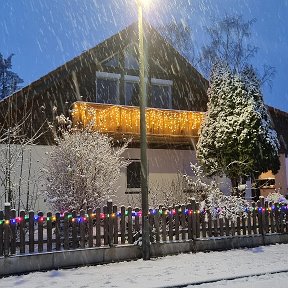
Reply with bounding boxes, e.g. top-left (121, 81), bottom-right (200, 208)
top-left (1, 0), bottom-right (287, 111)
